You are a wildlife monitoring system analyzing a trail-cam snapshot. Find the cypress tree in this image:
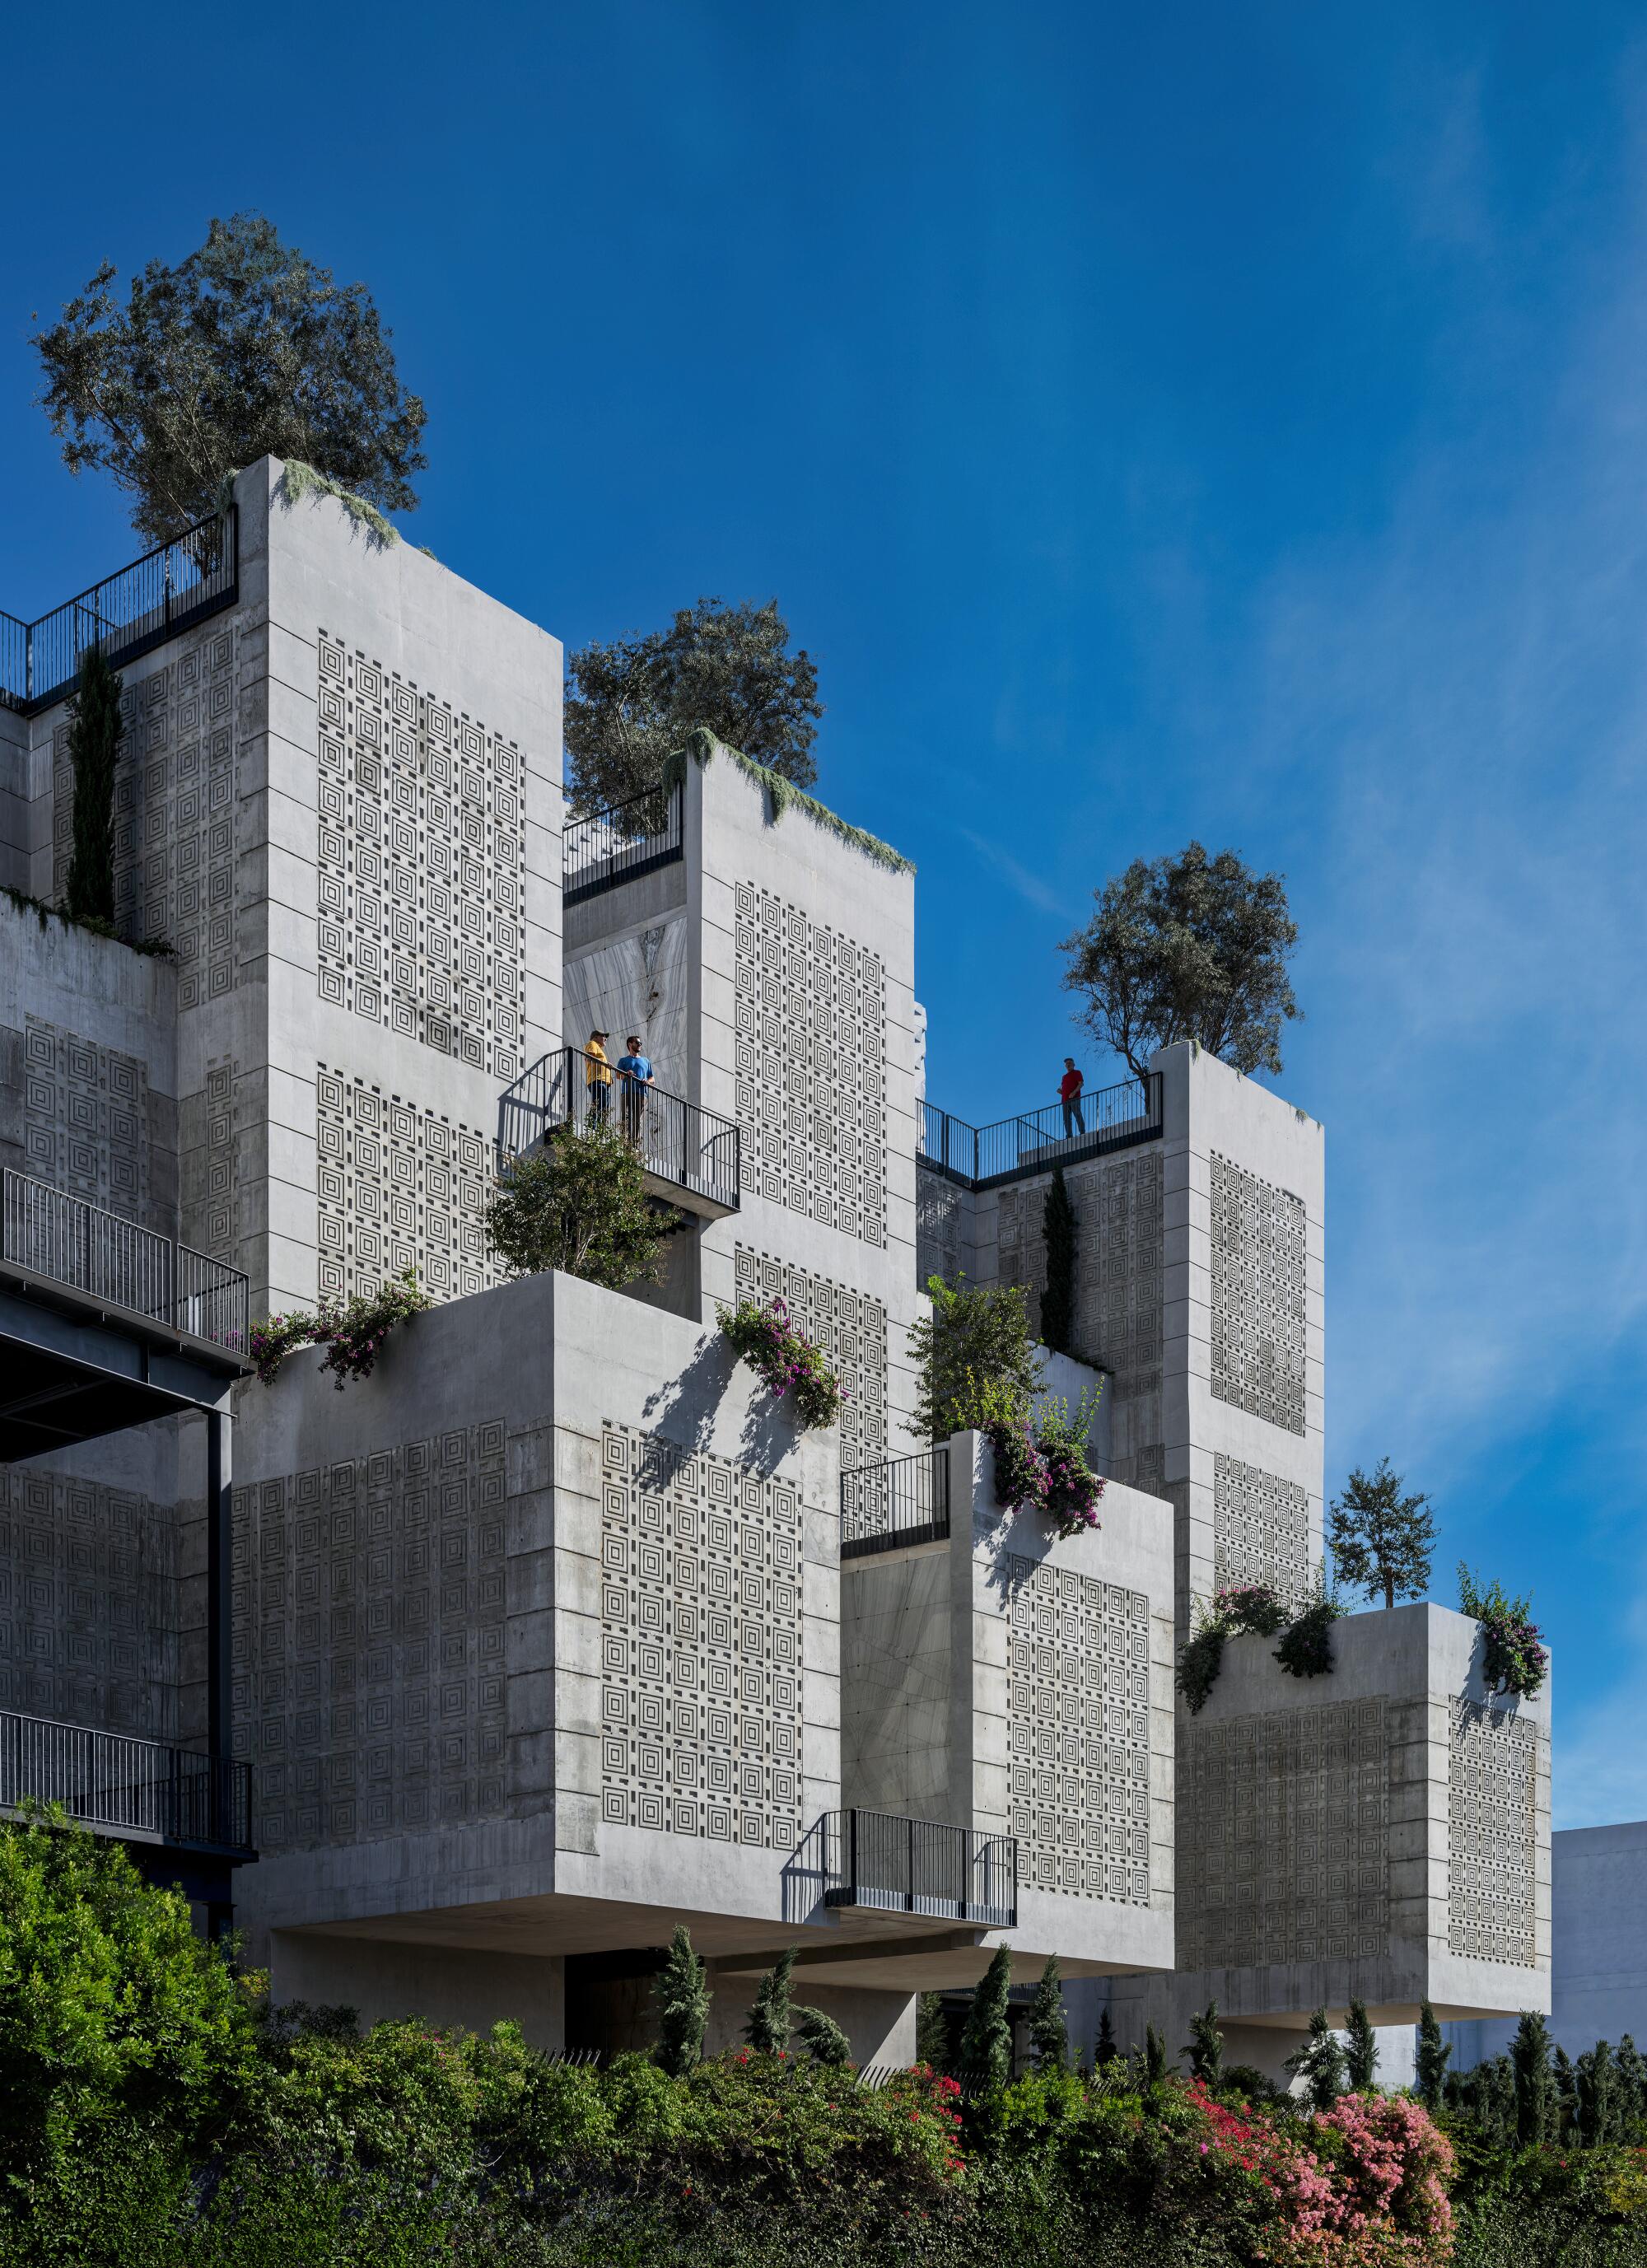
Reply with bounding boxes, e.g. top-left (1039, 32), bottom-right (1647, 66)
top-left (1041, 1167), bottom-right (1076, 1354)
top-left (653, 1923), bottom-right (709, 2077)
top-left (1185, 2000), bottom-right (1224, 2088)
top-left (794, 2004), bottom-right (852, 2067)
top-left (1510, 2010), bottom-right (1556, 2144)
top-left (959, 1945), bottom-right (1014, 2097)
top-left (1416, 2003), bottom-right (1450, 2109)
top-left (1617, 2036), bottom-right (1647, 2141)
top-left (1143, 2023), bottom-right (1169, 2090)
top-left (1095, 2004), bottom-right (1120, 2068)
top-left (1027, 1955), bottom-right (1068, 2073)
top-left (744, 1947), bottom-right (795, 2055)
top-left (1577, 2042), bottom-right (1618, 2146)
top-left (917, 1990), bottom-right (951, 2073)
top-left (1285, 2008), bottom-right (1346, 2110)
top-left (64, 648), bottom-right (124, 926)
top-left (1344, 1999), bottom-right (1379, 2091)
